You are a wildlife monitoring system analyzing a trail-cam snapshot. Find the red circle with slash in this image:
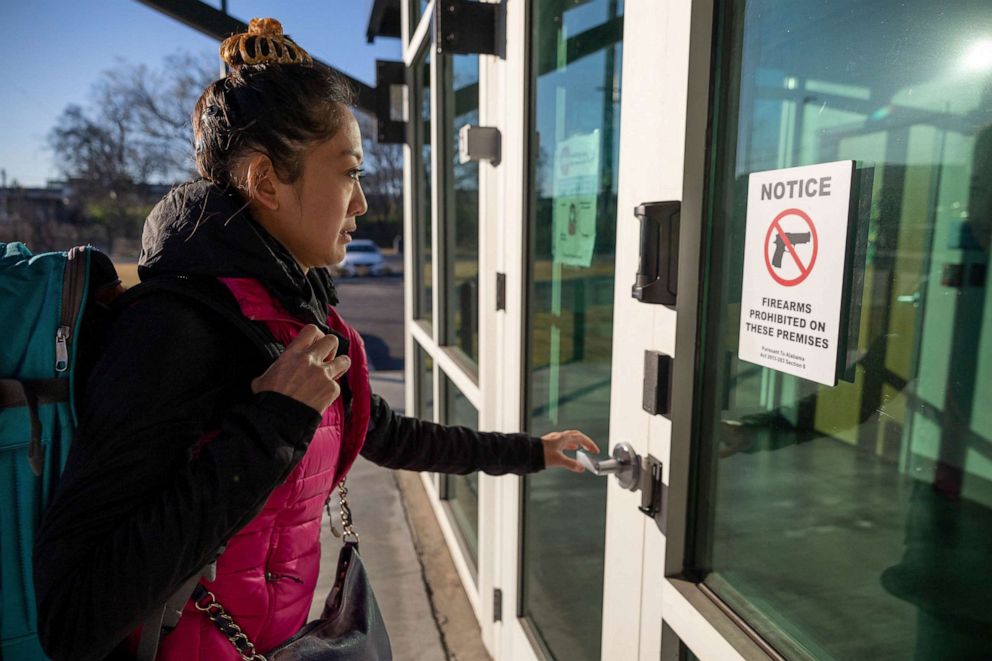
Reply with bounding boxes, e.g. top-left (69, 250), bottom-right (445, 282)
top-left (764, 208), bottom-right (818, 287)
